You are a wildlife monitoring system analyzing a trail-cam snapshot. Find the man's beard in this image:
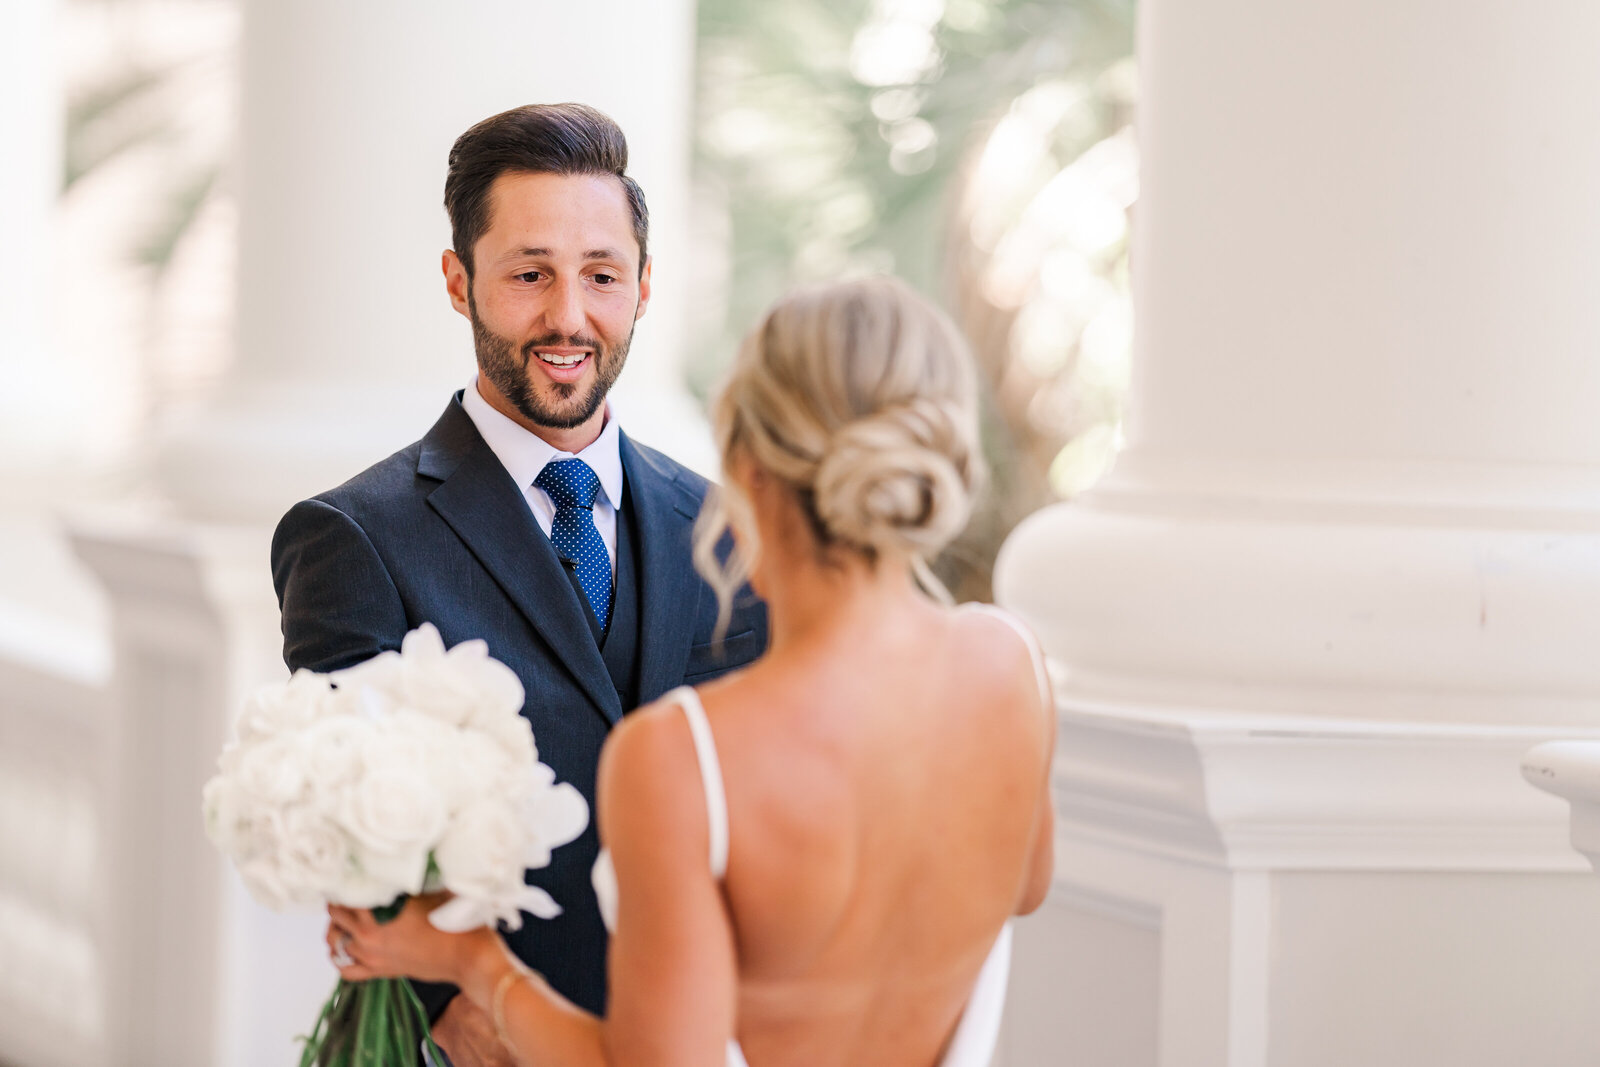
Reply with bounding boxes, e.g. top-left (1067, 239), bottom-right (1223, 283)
top-left (469, 291), bottom-right (632, 430)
